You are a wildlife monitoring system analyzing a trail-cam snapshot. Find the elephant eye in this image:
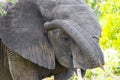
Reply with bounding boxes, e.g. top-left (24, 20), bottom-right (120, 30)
top-left (64, 36), bottom-right (70, 41)
top-left (61, 35), bottom-right (70, 42)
